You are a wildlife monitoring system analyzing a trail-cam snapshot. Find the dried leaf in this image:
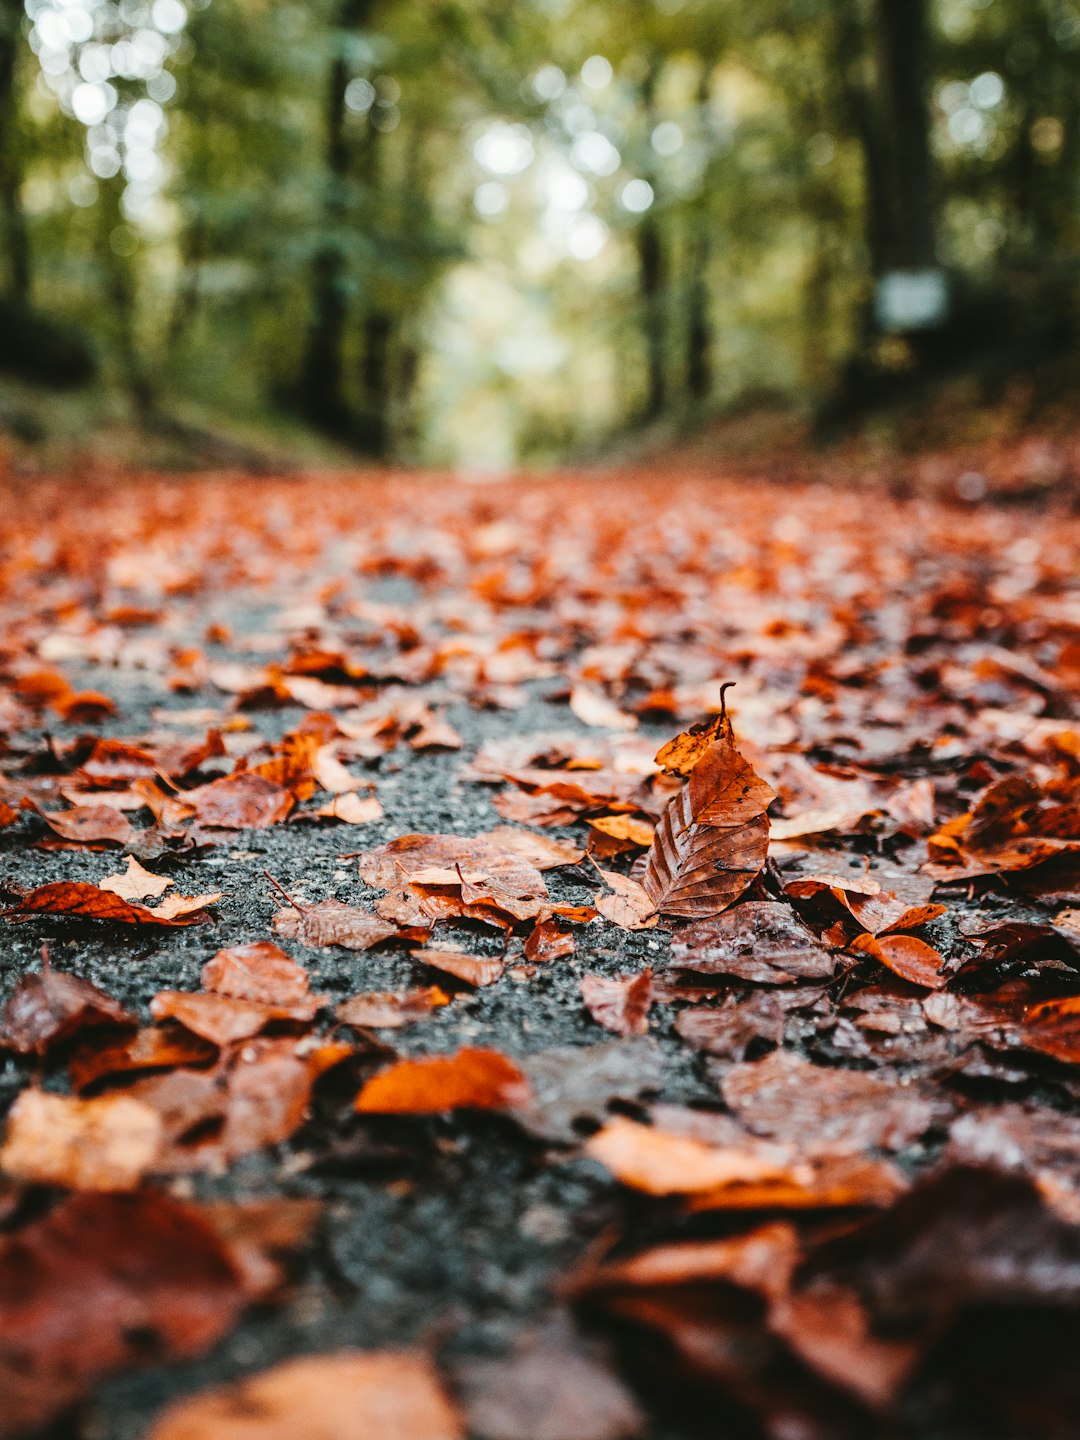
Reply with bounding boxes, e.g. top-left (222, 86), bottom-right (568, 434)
top-left (641, 714), bottom-right (773, 919)
top-left (146, 1351), bottom-right (464, 1440)
top-left (524, 918), bottom-right (576, 962)
top-left (0, 881), bottom-right (219, 927)
top-left (850, 932), bottom-right (948, 989)
top-left (585, 1117), bottom-right (796, 1196)
top-left (1, 966), bottom-right (131, 1054)
top-left (312, 792), bottom-right (384, 823)
top-left (410, 944), bottom-right (505, 986)
top-left (355, 1047), bottom-right (531, 1113)
top-left (580, 970), bottom-right (653, 1037)
top-left (337, 987), bottom-right (451, 1029)
top-left (1, 1089), bottom-right (163, 1190)
top-left (591, 864), bottom-right (658, 930)
top-left (182, 772), bottom-right (295, 829)
top-left (201, 941), bottom-right (311, 1003)
top-left (21, 798), bottom-right (133, 847)
top-left (273, 899), bottom-right (400, 950)
top-left (668, 901), bottom-right (836, 983)
top-left (570, 685), bottom-right (638, 732)
top-left (0, 1191), bottom-right (255, 1437)
top-left (150, 990), bottom-right (323, 1046)
top-left (99, 854), bottom-right (175, 900)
